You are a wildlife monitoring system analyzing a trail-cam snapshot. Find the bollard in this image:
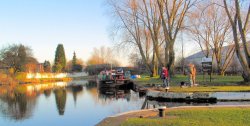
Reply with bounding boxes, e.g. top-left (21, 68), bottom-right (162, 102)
top-left (165, 87), bottom-right (169, 92)
top-left (158, 106), bottom-right (166, 117)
